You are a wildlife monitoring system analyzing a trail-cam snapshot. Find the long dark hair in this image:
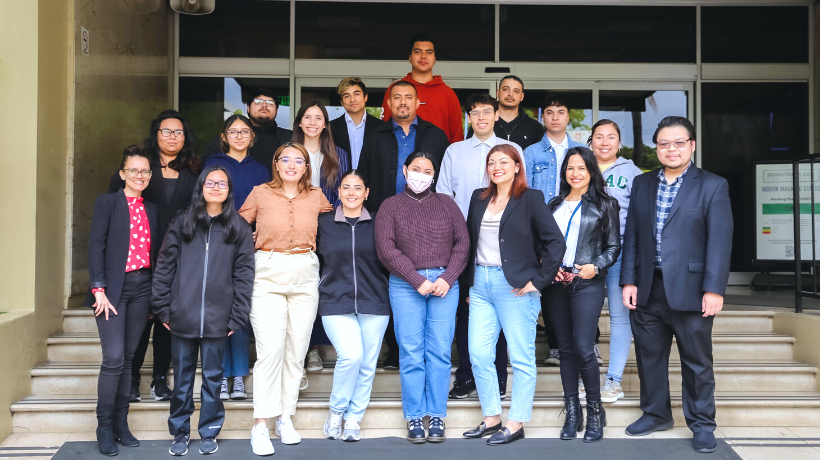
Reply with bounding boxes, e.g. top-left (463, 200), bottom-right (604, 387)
top-left (291, 100), bottom-right (341, 189)
top-left (143, 110), bottom-right (200, 173)
top-left (556, 146), bottom-right (618, 234)
top-left (179, 165), bottom-right (245, 244)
